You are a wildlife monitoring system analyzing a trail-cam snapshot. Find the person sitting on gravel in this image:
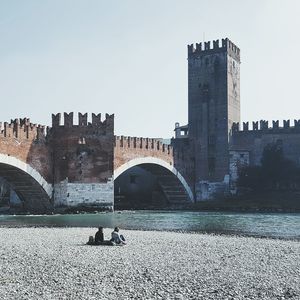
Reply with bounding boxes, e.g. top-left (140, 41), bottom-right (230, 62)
top-left (87, 227), bottom-right (114, 246)
top-left (110, 227), bottom-right (126, 245)
top-left (95, 227), bottom-right (104, 244)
